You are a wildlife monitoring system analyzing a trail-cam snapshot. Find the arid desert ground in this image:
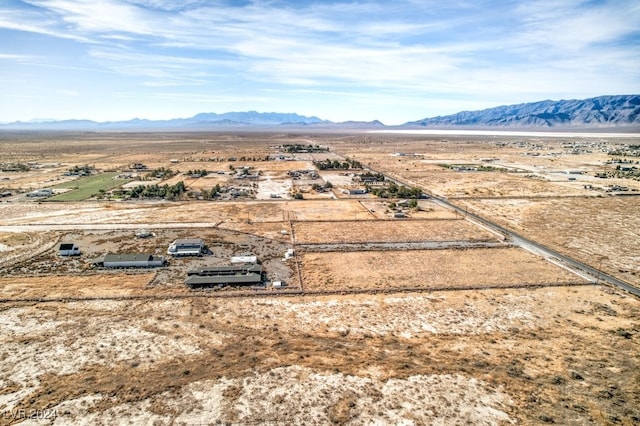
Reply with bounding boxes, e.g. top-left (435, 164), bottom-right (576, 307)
top-left (0, 131), bottom-right (639, 425)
